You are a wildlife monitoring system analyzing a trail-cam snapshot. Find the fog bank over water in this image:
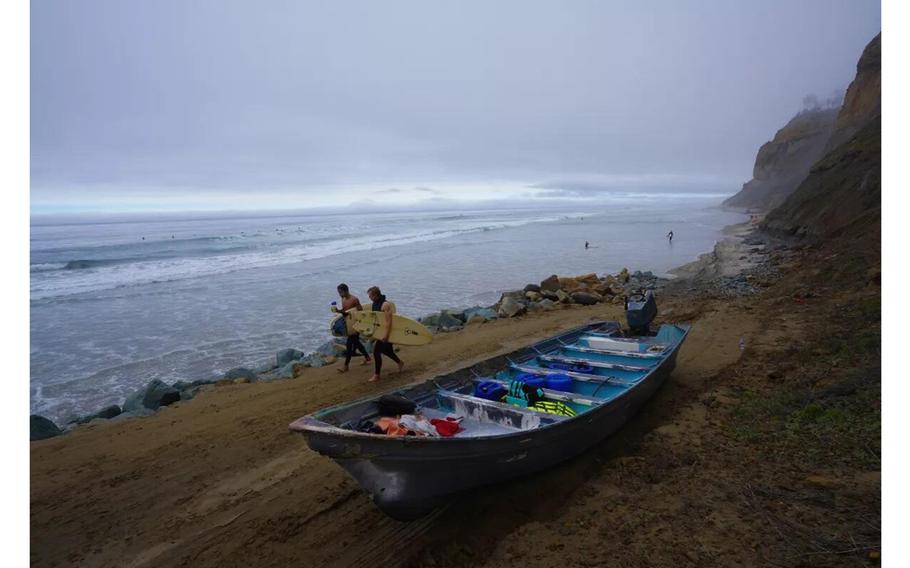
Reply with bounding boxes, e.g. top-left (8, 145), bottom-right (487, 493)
top-left (31, 0), bottom-right (880, 213)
